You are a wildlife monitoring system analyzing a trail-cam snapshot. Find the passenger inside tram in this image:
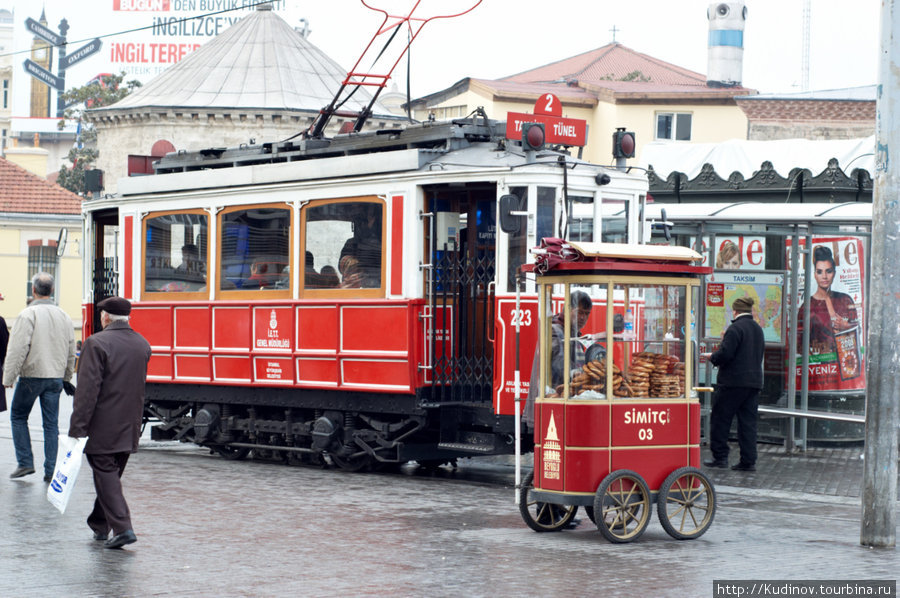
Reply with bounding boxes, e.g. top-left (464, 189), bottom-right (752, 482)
top-left (302, 200), bottom-right (383, 291)
top-left (156, 242), bottom-right (207, 292)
